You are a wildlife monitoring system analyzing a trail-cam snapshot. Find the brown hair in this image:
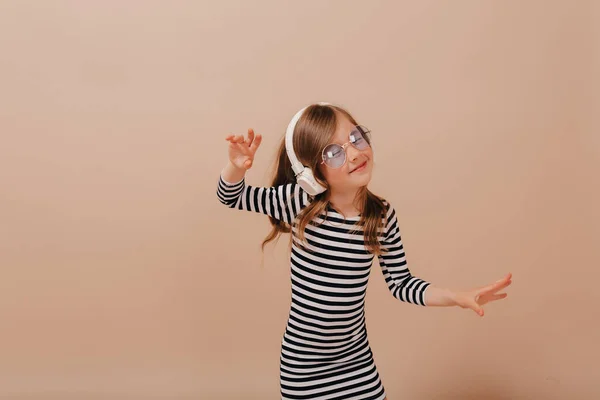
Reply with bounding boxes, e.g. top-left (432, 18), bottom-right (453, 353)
top-left (261, 104), bottom-right (388, 256)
